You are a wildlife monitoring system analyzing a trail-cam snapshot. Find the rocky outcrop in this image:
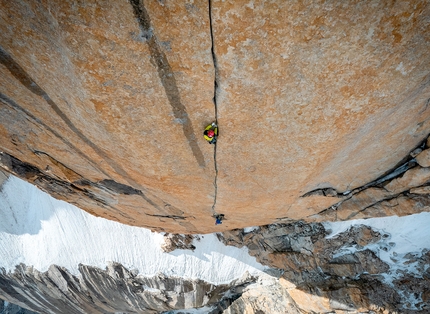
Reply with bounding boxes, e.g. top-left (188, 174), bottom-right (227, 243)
top-left (304, 136), bottom-right (430, 223)
top-left (222, 275), bottom-right (300, 314)
top-left (161, 233), bottom-right (199, 253)
top-left (218, 221), bottom-right (430, 313)
top-left (1, 0), bottom-right (430, 233)
top-left (0, 263), bottom-right (259, 314)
